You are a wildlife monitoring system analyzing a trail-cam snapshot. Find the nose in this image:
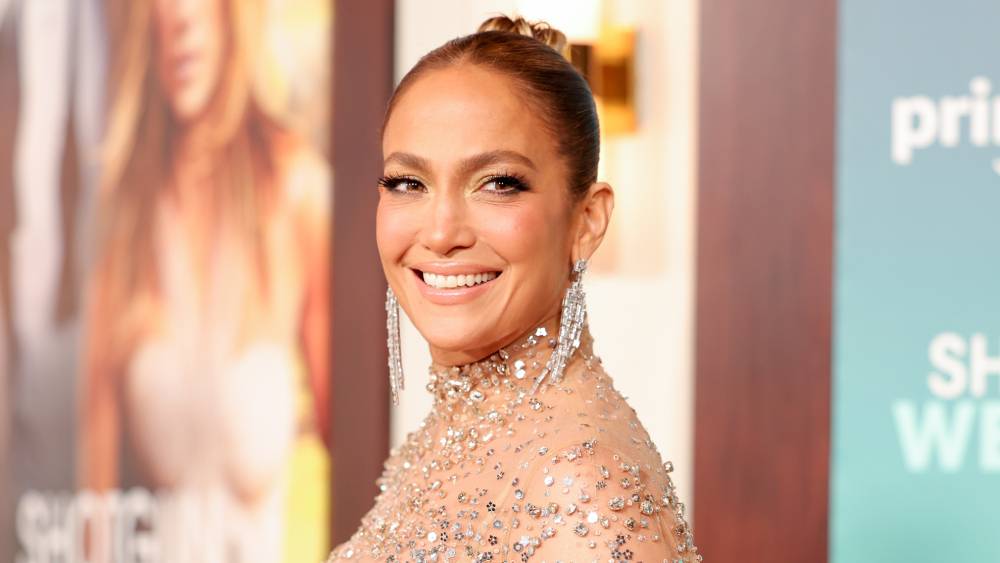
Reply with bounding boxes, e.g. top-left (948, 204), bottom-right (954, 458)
top-left (164, 0), bottom-right (196, 33)
top-left (419, 189), bottom-right (476, 256)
